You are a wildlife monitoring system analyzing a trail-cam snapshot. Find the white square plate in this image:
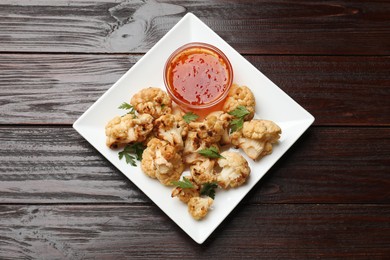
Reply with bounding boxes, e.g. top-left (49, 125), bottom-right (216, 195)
top-left (73, 13), bottom-right (314, 244)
